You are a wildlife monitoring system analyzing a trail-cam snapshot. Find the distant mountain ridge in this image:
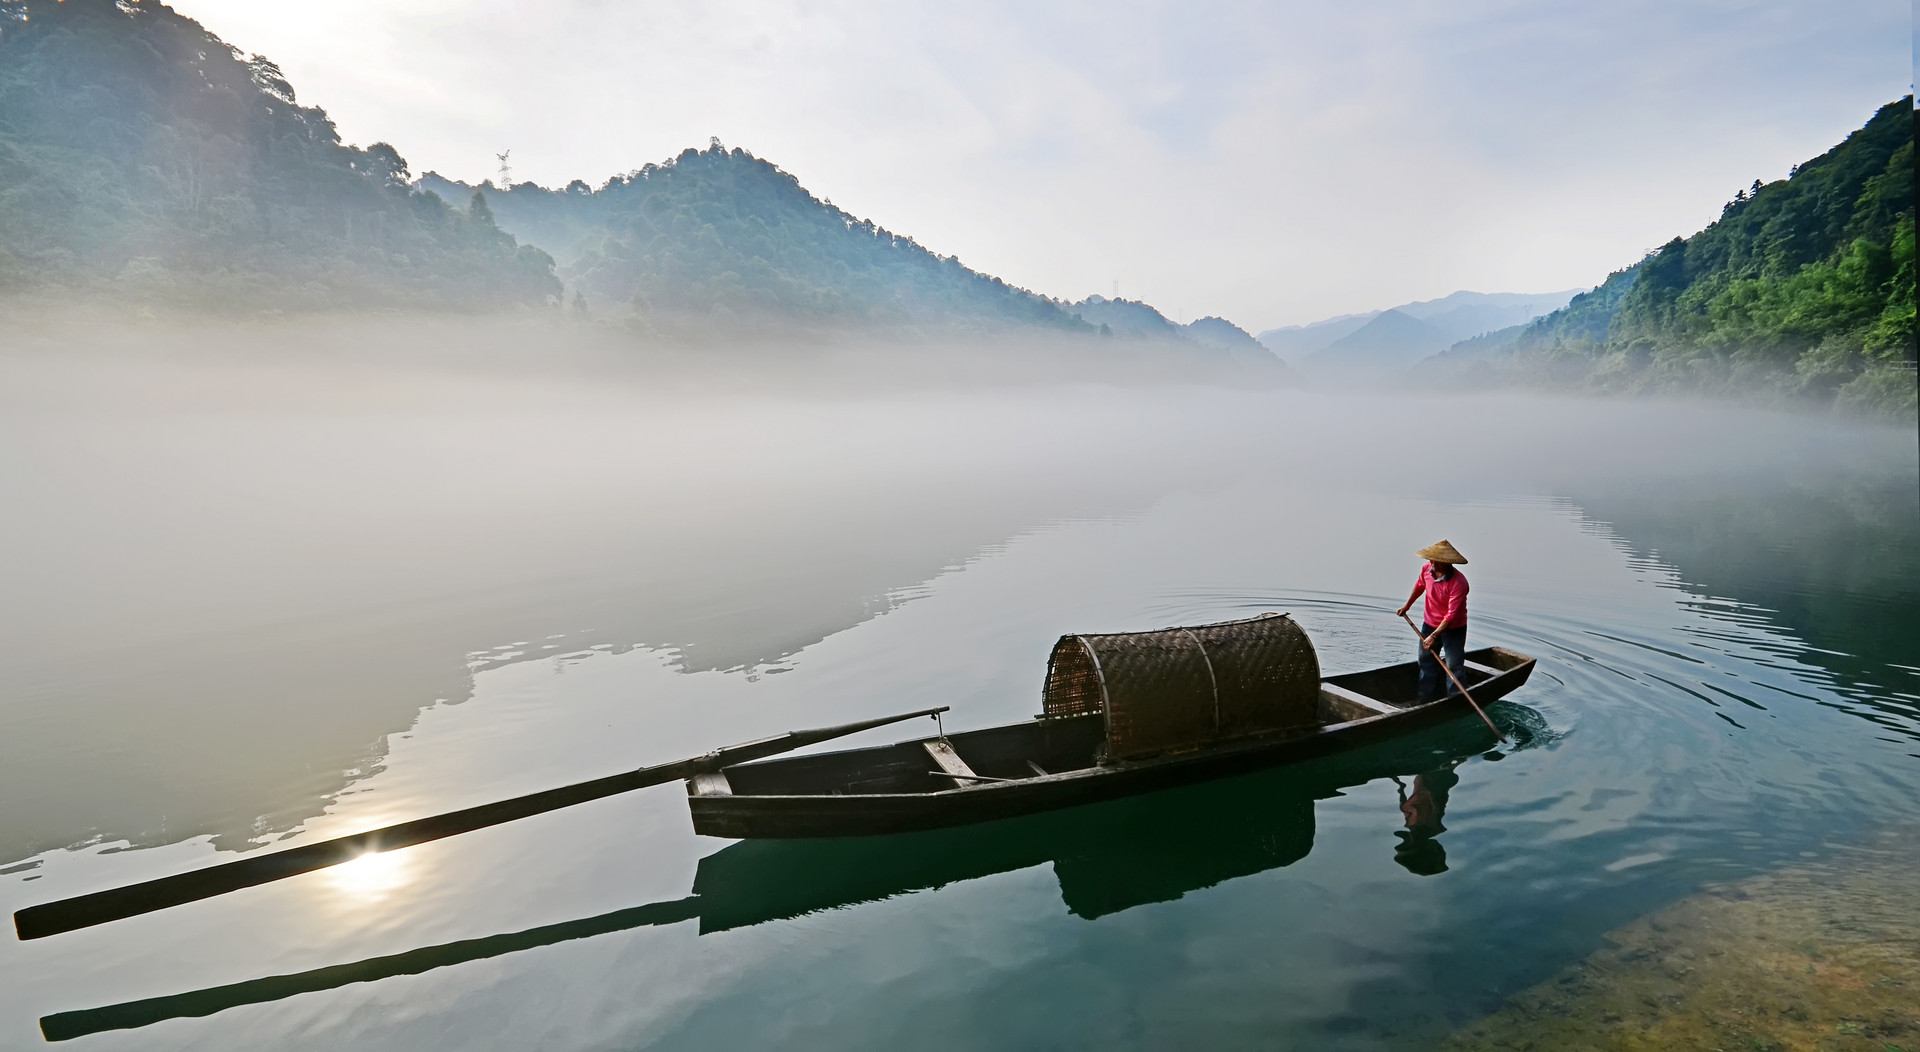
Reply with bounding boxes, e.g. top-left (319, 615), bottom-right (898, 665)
top-left (1305, 309), bottom-right (1453, 375)
top-left (1051, 295), bottom-right (1279, 369)
top-left (1257, 289), bottom-right (1581, 364)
